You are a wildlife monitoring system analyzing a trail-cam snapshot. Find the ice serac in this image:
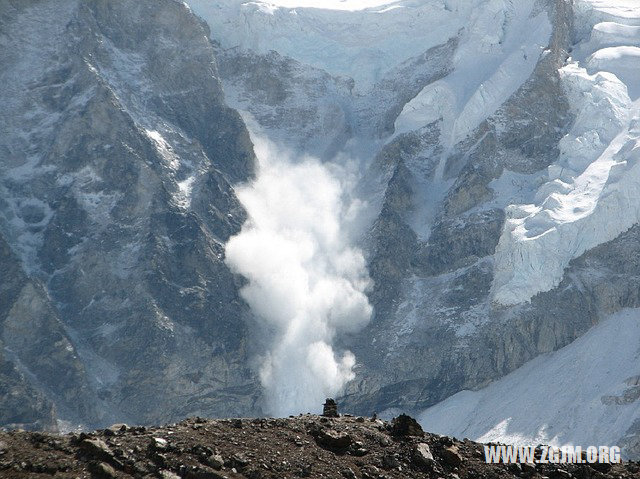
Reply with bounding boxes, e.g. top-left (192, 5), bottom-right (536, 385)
top-left (0, 0), bottom-right (259, 427)
top-left (492, 0), bottom-right (640, 306)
